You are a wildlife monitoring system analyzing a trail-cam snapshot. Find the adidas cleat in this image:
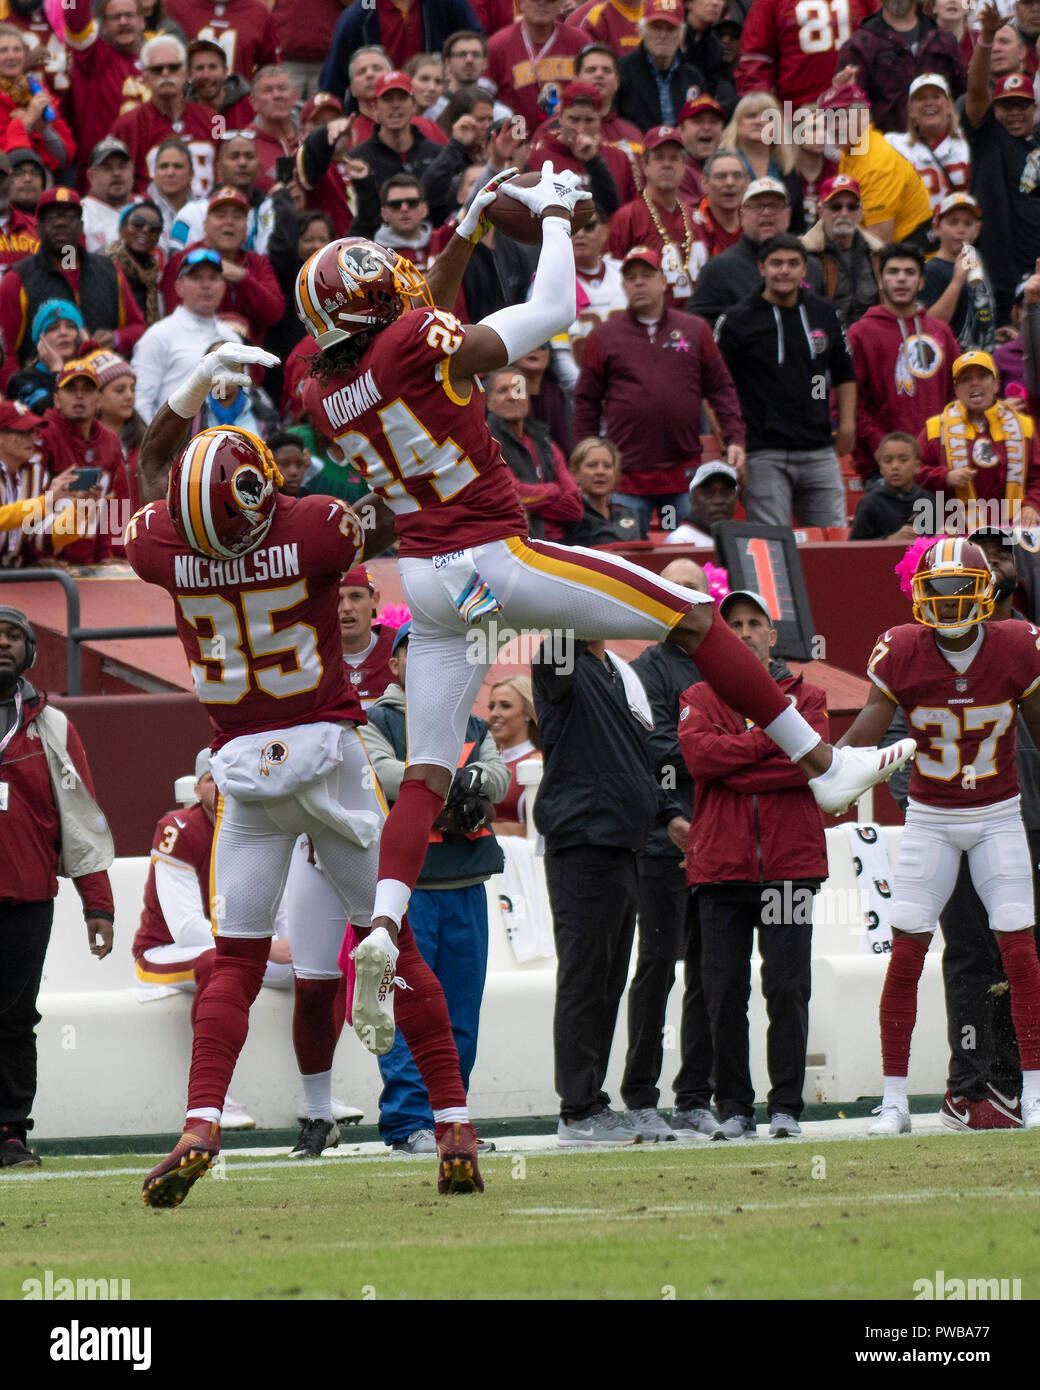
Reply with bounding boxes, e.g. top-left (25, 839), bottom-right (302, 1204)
top-left (352, 927), bottom-right (399, 1056)
top-left (435, 1121), bottom-right (484, 1195)
top-left (142, 1121), bottom-right (221, 1208)
top-left (810, 739), bottom-right (917, 816)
